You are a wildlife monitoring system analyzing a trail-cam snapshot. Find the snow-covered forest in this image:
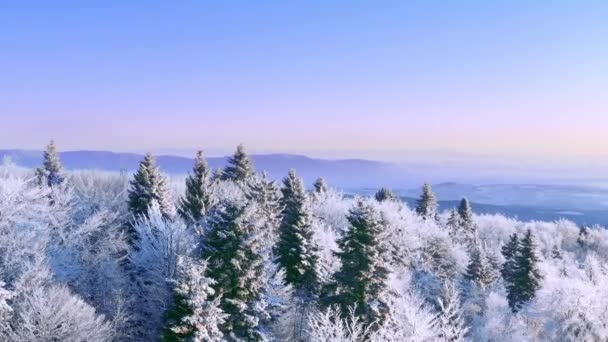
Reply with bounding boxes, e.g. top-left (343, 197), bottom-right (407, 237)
top-left (0, 141), bottom-right (607, 342)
